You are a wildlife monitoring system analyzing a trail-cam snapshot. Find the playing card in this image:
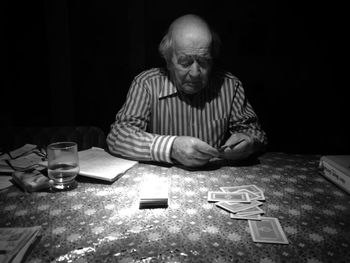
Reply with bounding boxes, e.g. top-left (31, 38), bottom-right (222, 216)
top-left (255, 191), bottom-right (266, 201)
top-left (208, 191), bottom-right (250, 203)
top-left (248, 217), bottom-right (289, 244)
top-left (216, 200), bottom-right (262, 213)
top-left (221, 185), bottom-right (265, 201)
top-left (220, 184), bottom-right (263, 194)
top-left (218, 139), bottom-right (245, 153)
top-left (230, 213), bottom-right (262, 220)
top-left (236, 206), bottom-right (264, 216)
top-left (235, 189), bottom-right (260, 201)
